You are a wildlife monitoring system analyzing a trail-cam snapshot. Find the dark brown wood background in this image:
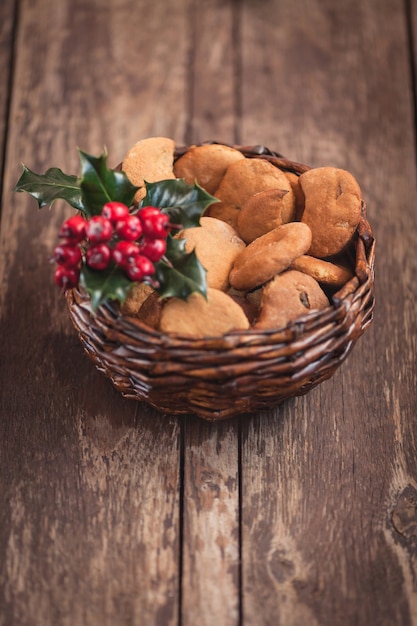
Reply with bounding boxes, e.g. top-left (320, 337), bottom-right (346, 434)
top-left (1, 0), bottom-right (416, 624)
